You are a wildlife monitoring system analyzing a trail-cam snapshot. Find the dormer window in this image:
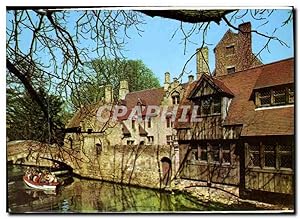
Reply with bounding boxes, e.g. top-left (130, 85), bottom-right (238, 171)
top-left (226, 45), bottom-right (235, 55)
top-left (255, 85), bottom-right (294, 108)
top-left (166, 116), bottom-right (173, 128)
top-left (227, 66), bottom-right (235, 74)
top-left (172, 92), bottom-right (180, 105)
top-left (197, 96), bottom-right (221, 117)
